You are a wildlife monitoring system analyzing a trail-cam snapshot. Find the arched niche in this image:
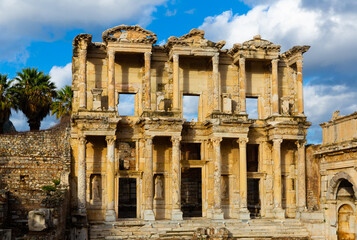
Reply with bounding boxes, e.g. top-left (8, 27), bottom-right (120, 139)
top-left (327, 172), bottom-right (357, 200)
